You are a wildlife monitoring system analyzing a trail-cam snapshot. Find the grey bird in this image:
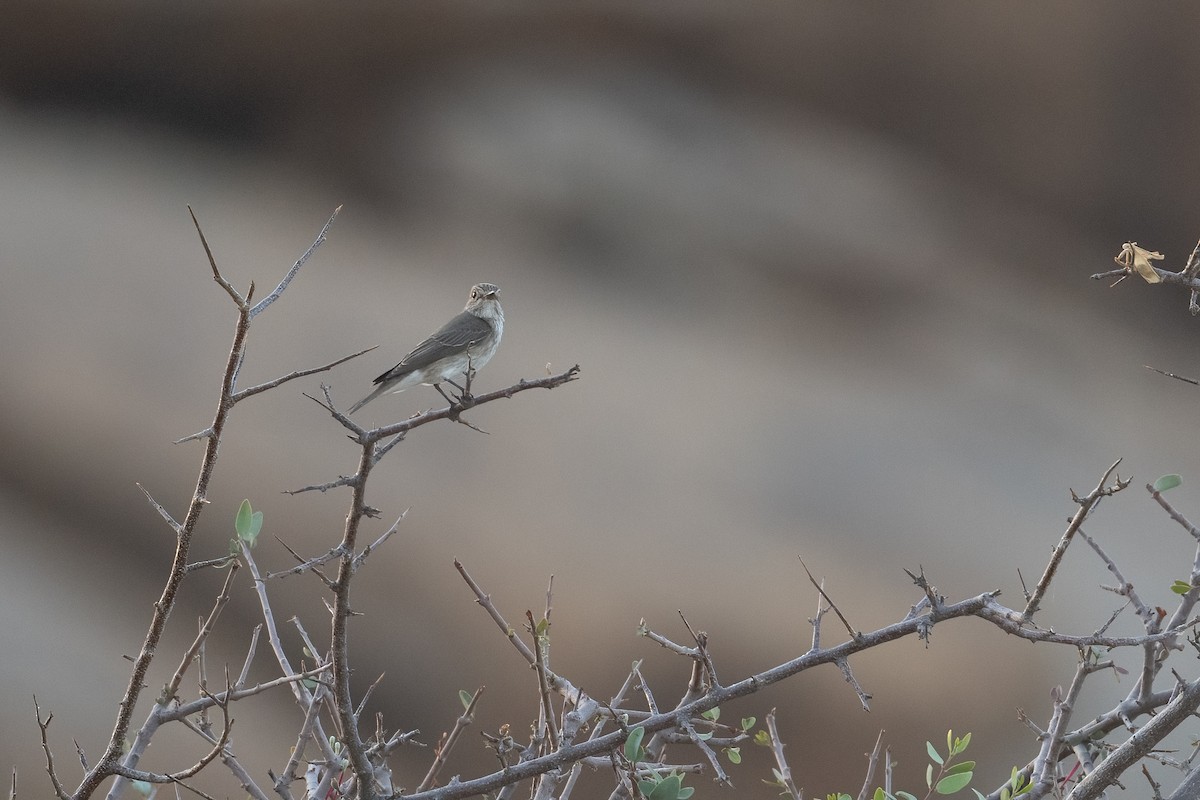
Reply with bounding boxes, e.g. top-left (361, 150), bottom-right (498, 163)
top-left (349, 283), bottom-right (503, 414)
